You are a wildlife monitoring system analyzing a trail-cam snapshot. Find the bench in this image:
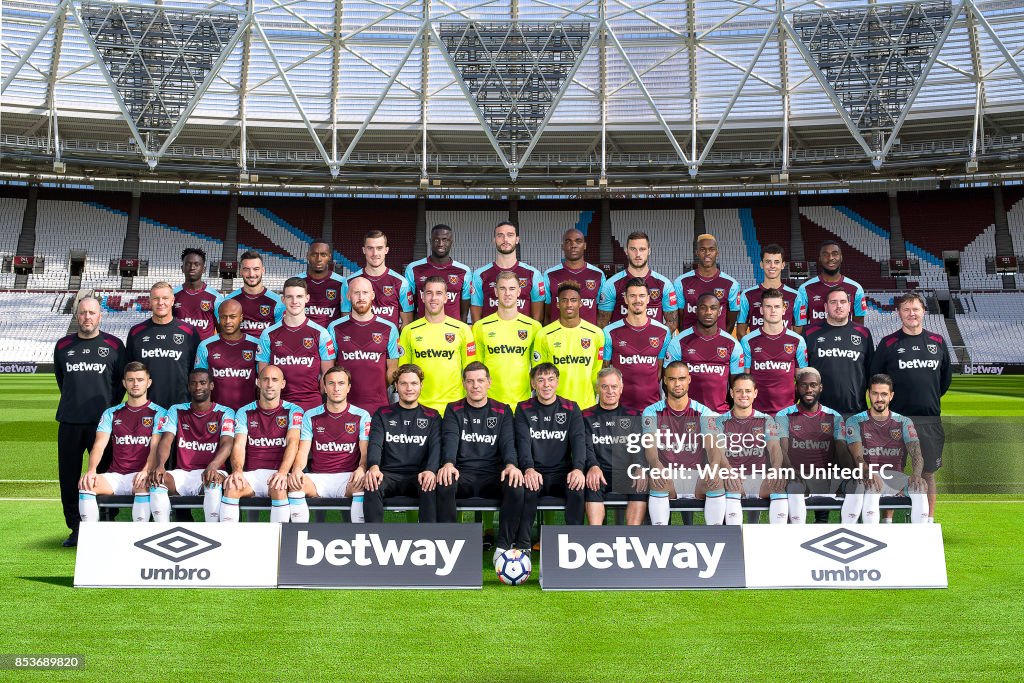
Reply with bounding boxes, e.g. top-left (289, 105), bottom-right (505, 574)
top-left (96, 494), bottom-right (914, 523)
